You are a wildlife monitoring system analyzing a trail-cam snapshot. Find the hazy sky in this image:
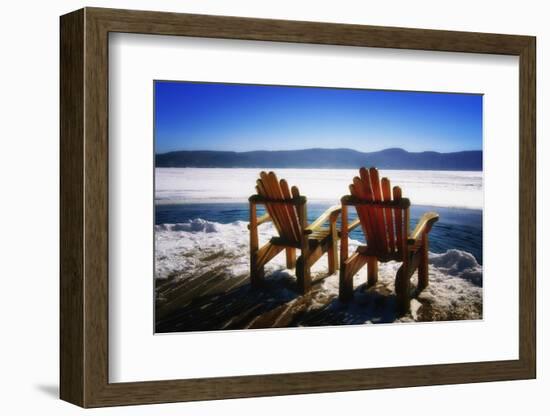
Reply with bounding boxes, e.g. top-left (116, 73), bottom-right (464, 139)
top-left (154, 81), bottom-right (482, 154)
